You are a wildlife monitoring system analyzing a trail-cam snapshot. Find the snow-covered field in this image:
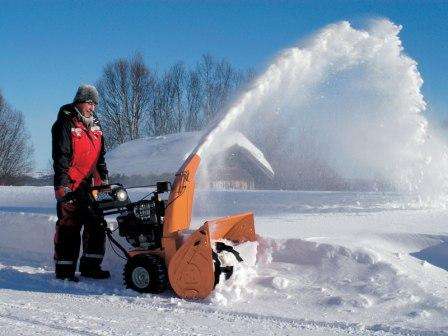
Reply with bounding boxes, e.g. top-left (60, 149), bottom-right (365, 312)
top-left (1, 186), bottom-right (447, 335)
